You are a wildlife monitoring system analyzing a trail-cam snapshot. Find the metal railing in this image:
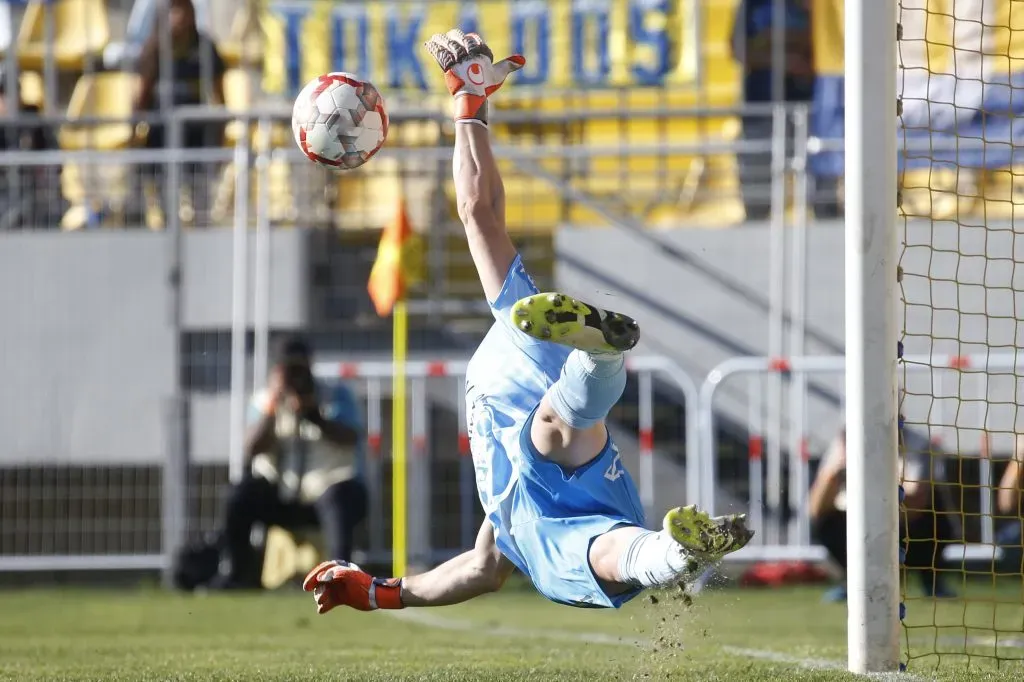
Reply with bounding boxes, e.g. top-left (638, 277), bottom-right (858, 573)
top-left (699, 353), bottom-right (1024, 563)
